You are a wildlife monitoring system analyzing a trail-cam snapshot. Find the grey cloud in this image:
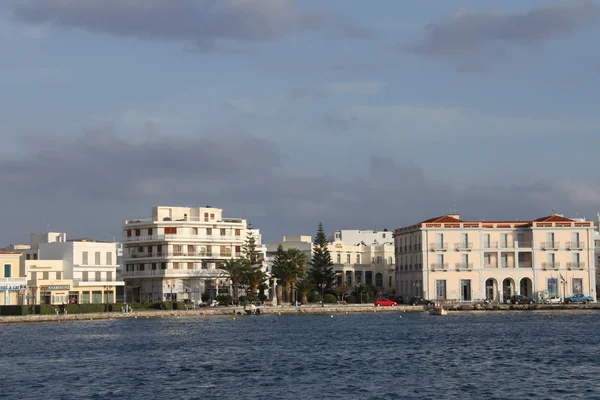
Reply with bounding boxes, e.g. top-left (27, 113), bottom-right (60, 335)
top-left (9, 0), bottom-right (369, 46)
top-left (410, 0), bottom-right (600, 70)
top-left (1, 127), bottom-right (598, 246)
